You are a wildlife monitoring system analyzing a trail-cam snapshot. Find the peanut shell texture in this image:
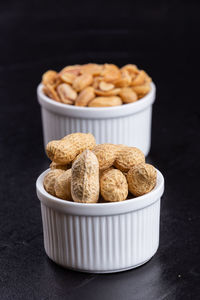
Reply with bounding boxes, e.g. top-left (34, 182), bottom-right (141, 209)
top-left (46, 133), bottom-right (96, 165)
top-left (100, 168), bottom-right (128, 202)
top-left (92, 143), bottom-right (119, 171)
top-left (50, 161), bottom-right (69, 170)
top-left (43, 169), bottom-right (65, 196)
top-left (114, 146), bottom-right (145, 172)
top-left (71, 150), bottom-right (99, 203)
top-left (127, 163), bottom-right (157, 196)
top-left (54, 169), bottom-right (72, 200)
